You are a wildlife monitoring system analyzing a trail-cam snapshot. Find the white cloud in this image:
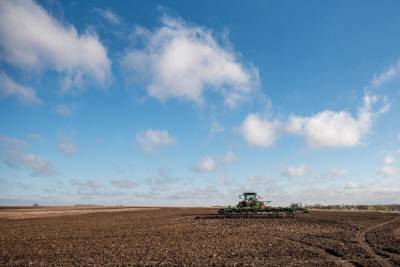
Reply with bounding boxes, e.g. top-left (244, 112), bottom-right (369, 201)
top-left (137, 129), bottom-right (176, 153)
top-left (0, 72), bottom-right (42, 105)
top-left (287, 111), bottom-right (362, 147)
top-left (223, 151), bottom-right (236, 164)
top-left (242, 93), bottom-right (388, 149)
top-left (0, 135), bottom-right (54, 176)
top-left (286, 93), bottom-right (389, 148)
top-left (53, 103), bottom-right (75, 117)
top-left (241, 114), bottom-right (279, 147)
top-left (193, 156), bottom-right (217, 172)
top-left (283, 165), bottom-right (307, 177)
top-left (121, 16), bottom-right (259, 107)
top-left (329, 168), bottom-right (348, 177)
top-left (111, 179), bottom-right (136, 189)
top-left (93, 7), bottom-right (122, 25)
top-left (58, 140), bottom-right (79, 156)
top-left (0, 0), bottom-right (111, 91)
